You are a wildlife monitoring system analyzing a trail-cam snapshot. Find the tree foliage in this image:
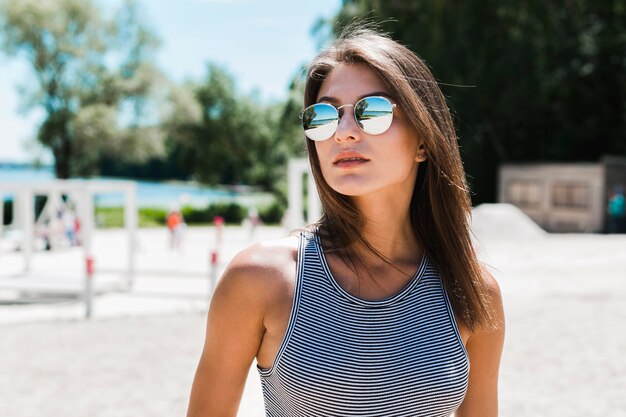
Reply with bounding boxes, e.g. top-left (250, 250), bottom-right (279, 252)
top-left (330, 0), bottom-right (626, 202)
top-left (0, 0), bottom-right (165, 178)
top-left (163, 64), bottom-right (305, 194)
